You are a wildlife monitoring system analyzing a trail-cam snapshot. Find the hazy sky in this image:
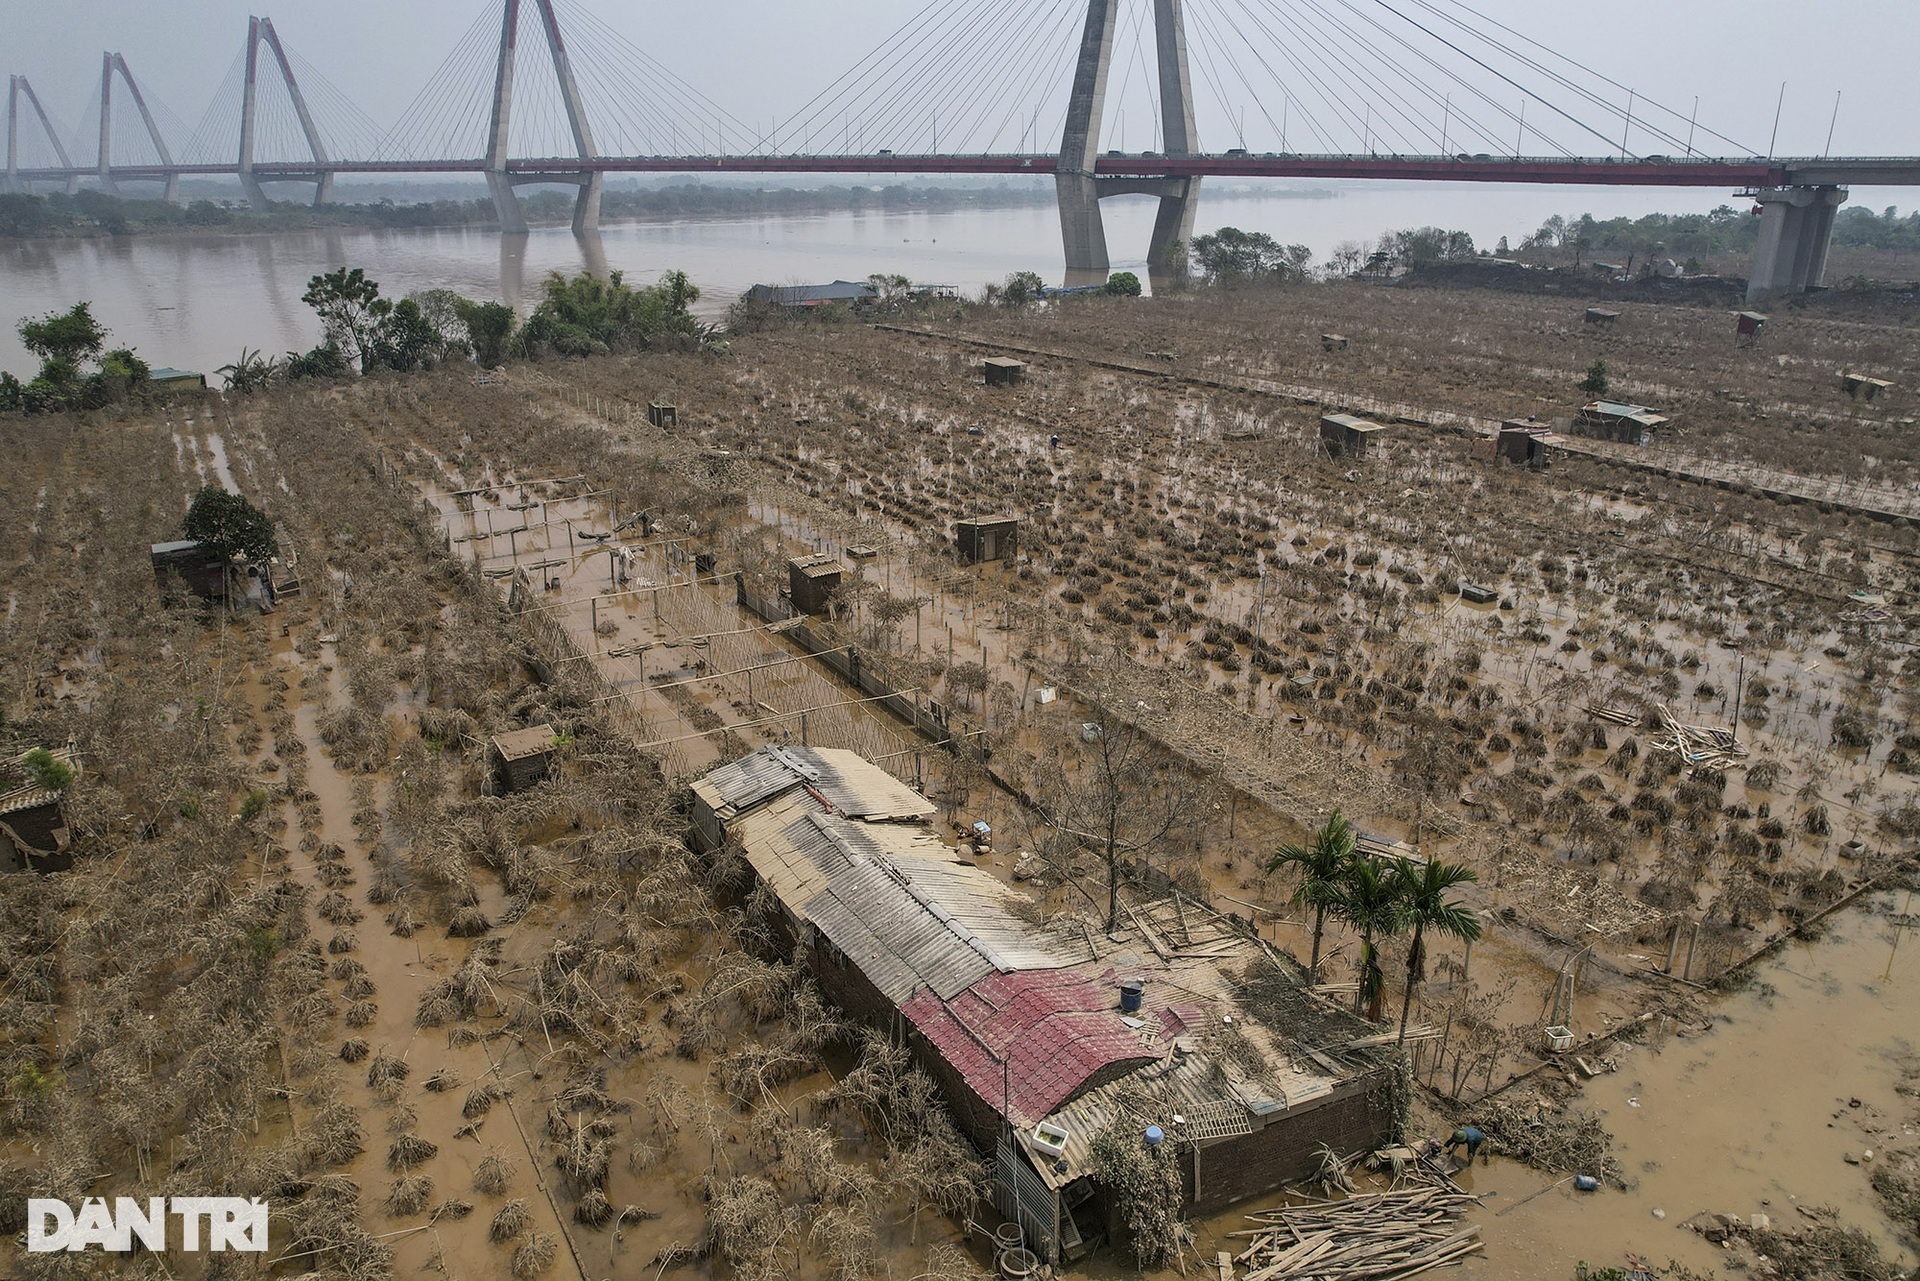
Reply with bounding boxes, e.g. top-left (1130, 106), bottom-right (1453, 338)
top-left (11, 1), bottom-right (1920, 164)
